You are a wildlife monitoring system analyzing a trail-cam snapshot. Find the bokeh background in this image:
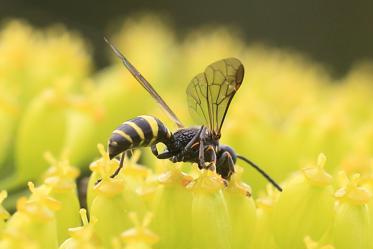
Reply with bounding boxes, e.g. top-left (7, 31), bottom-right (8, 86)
top-left (1, 0), bottom-right (373, 199)
top-left (1, 0), bottom-right (373, 76)
top-left (1, 1), bottom-right (373, 249)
